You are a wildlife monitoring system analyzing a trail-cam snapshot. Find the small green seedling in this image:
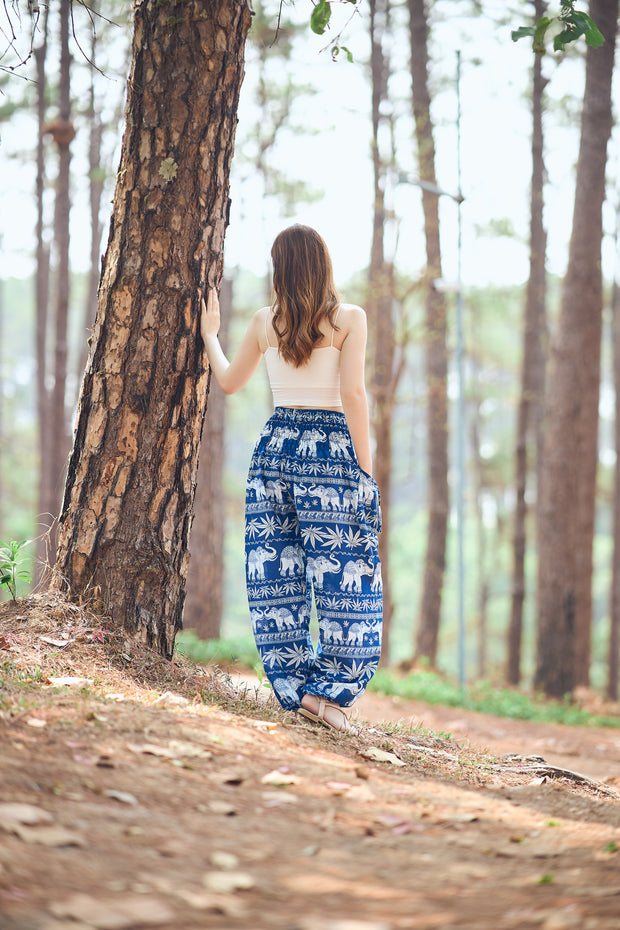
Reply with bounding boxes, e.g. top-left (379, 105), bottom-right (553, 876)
top-left (0, 540), bottom-right (32, 601)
